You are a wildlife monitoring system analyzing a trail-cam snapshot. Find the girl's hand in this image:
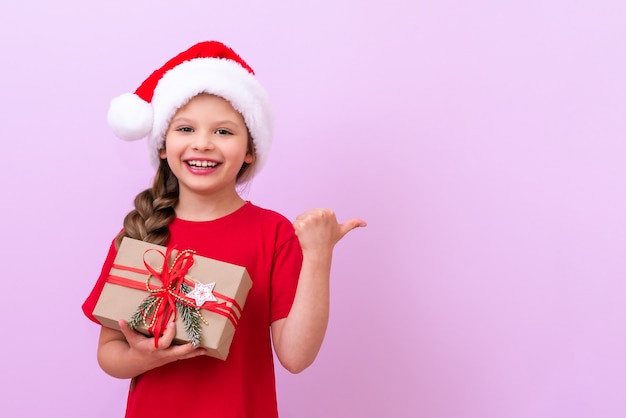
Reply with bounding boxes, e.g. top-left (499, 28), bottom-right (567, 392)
top-left (118, 320), bottom-right (207, 364)
top-left (272, 209), bottom-right (365, 373)
top-left (293, 208), bottom-right (366, 255)
top-left (98, 320), bottom-right (208, 378)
